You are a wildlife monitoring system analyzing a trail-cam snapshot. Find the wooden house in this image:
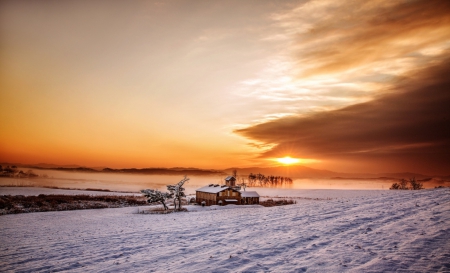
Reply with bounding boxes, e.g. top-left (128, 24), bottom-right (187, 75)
top-left (195, 184), bottom-right (260, 206)
top-left (196, 184), bottom-right (242, 206)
